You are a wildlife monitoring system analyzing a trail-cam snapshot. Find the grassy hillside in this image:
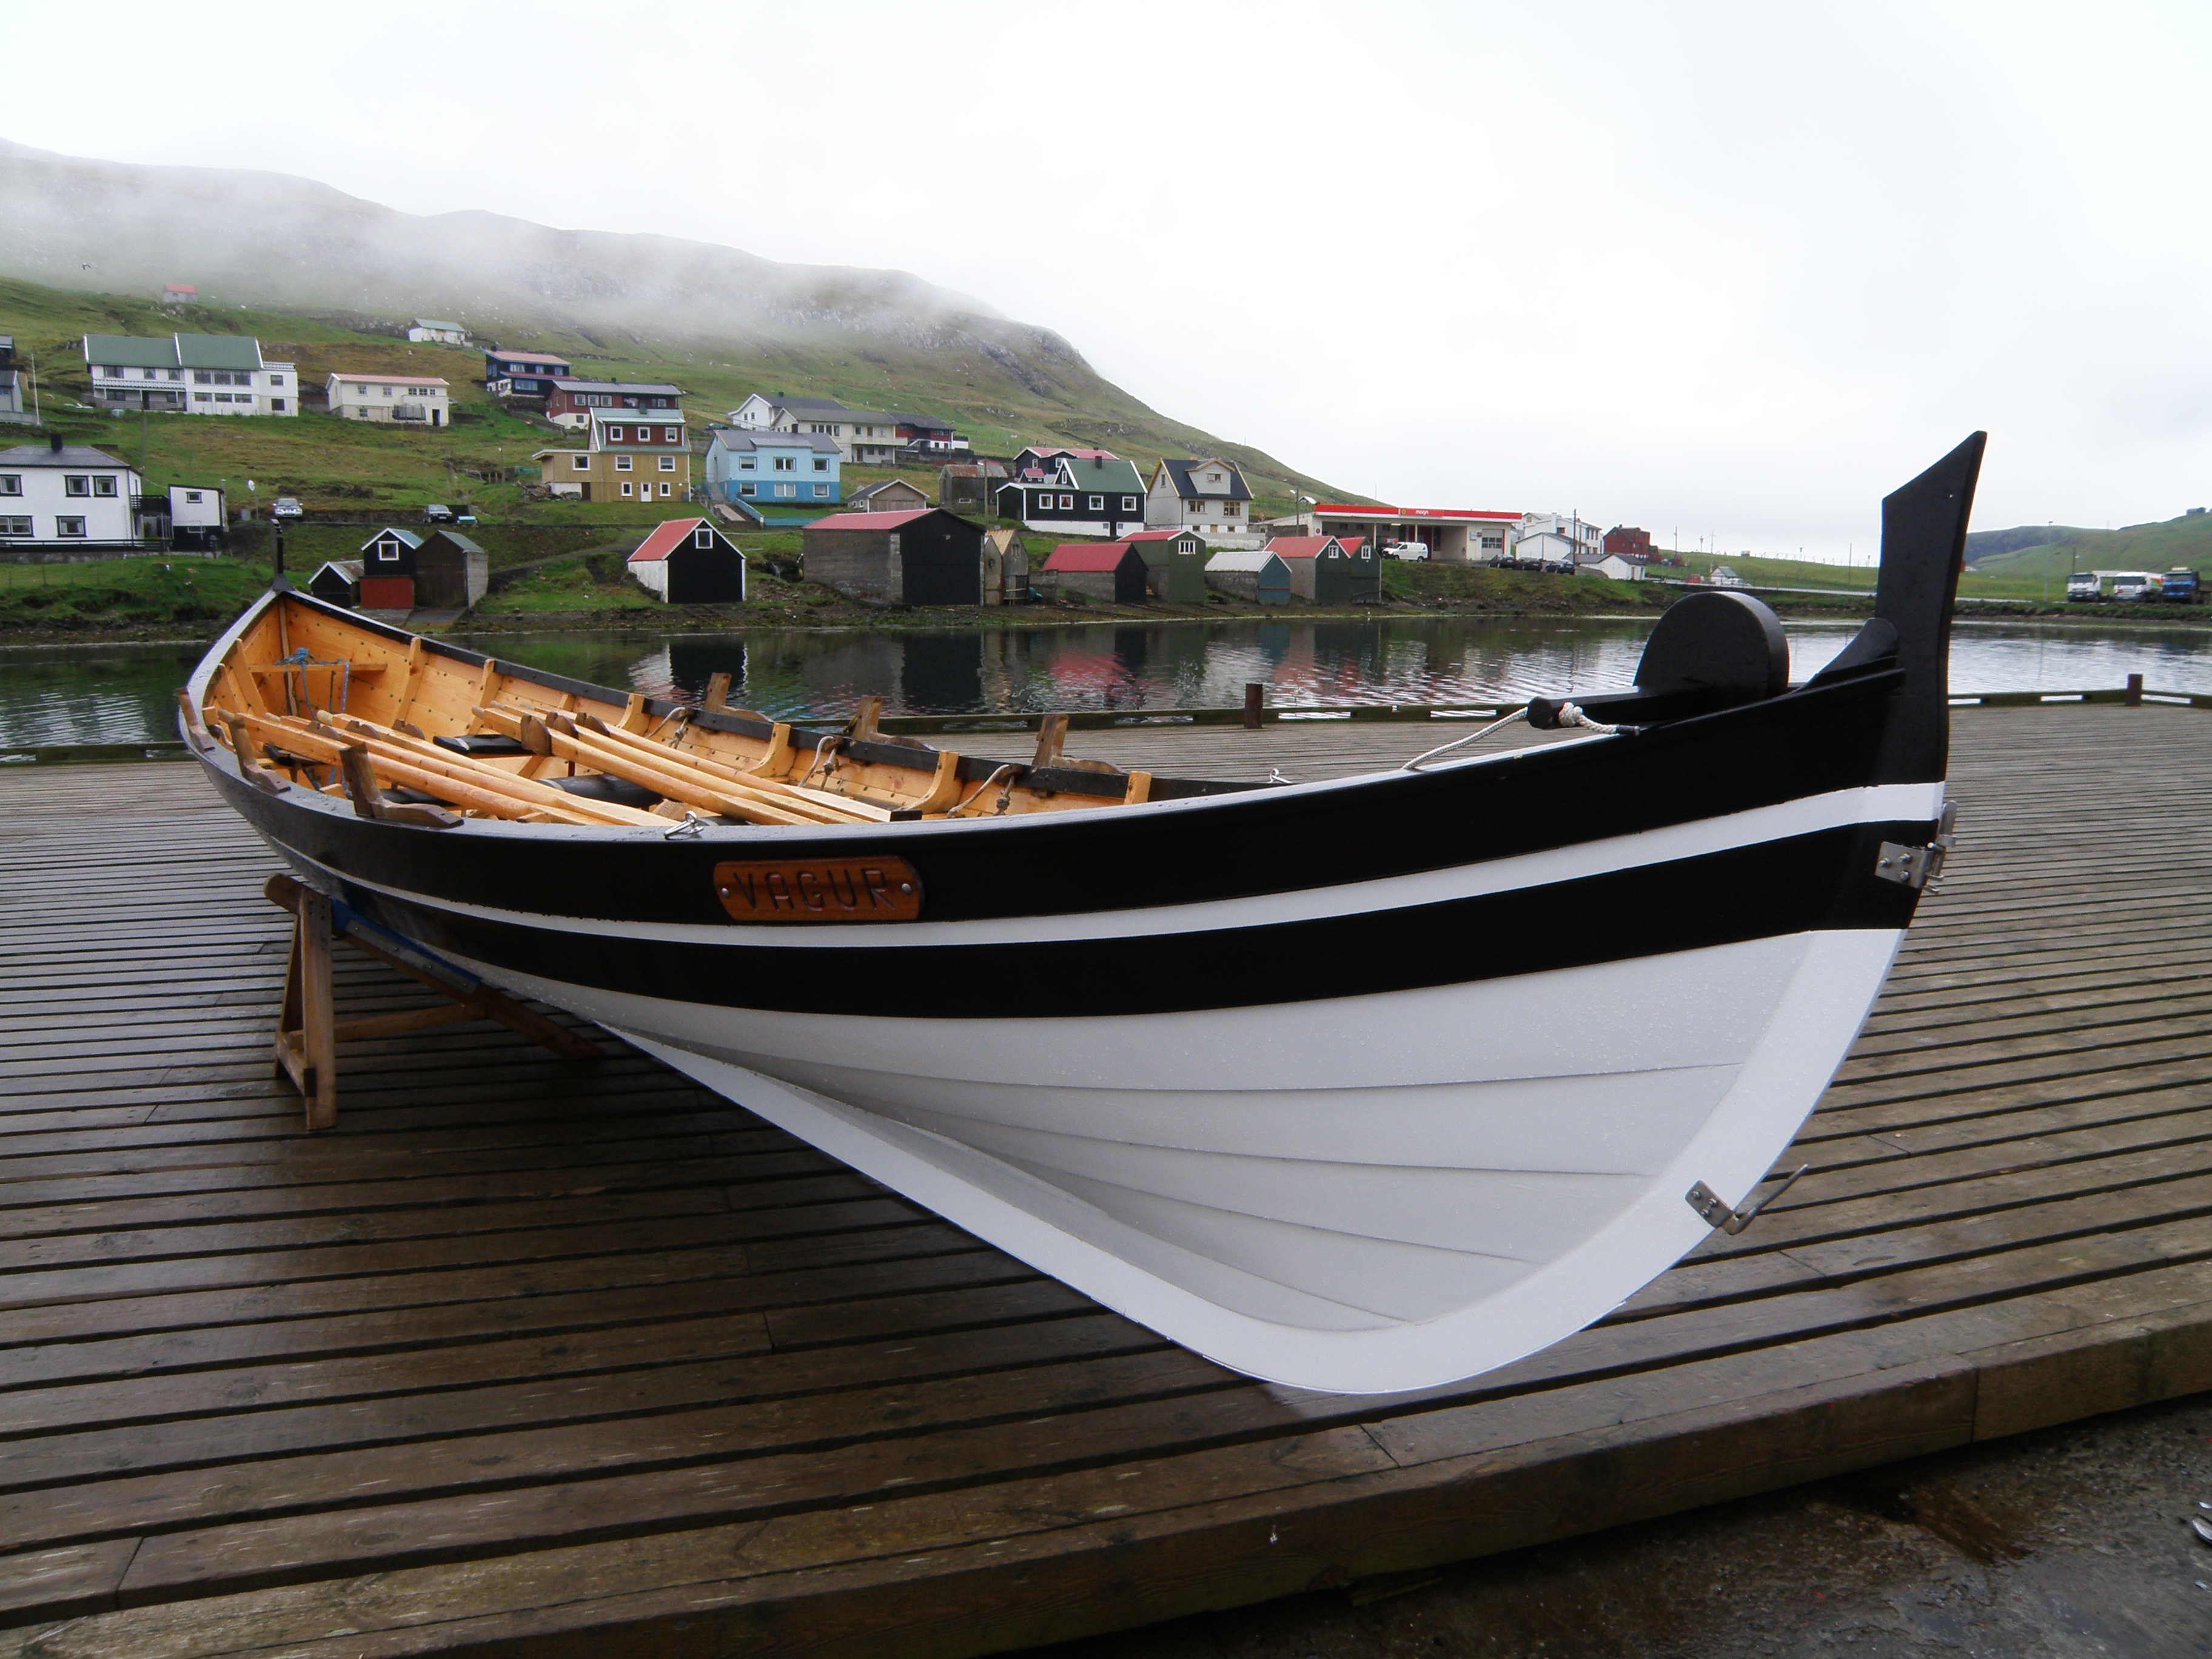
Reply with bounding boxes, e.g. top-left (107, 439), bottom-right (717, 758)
top-left (1964, 514), bottom-right (2212, 585)
top-left (1651, 546), bottom-right (2121, 602)
top-left (0, 273), bottom-right (1347, 535)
